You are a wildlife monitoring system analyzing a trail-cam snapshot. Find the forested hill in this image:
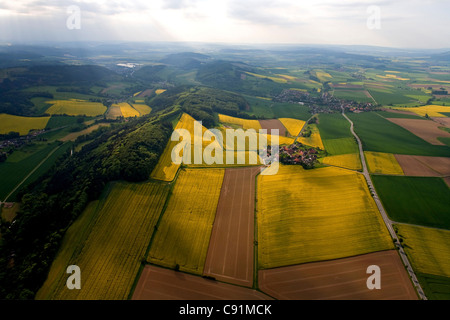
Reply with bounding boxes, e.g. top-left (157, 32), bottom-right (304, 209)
top-left (0, 112), bottom-right (174, 299)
